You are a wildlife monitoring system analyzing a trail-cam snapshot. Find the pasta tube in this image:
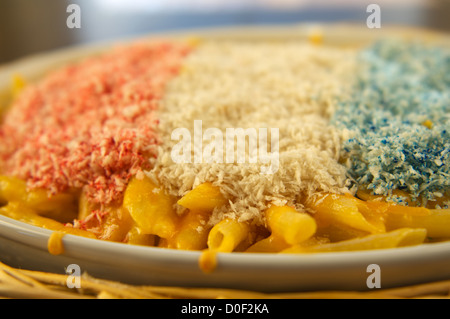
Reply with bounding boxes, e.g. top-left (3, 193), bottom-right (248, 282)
top-left (0, 202), bottom-right (96, 239)
top-left (0, 175), bottom-right (78, 223)
top-left (123, 176), bottom-right (178, 239)
top-left (167, 209), bottom-right (211, 250)
top-left (386, 208), bottom-right (450, 238)
top-left (125, 226), bottom-right (157, 246)
top-left (245, 235), bottom-right (290, 253)
top-left (282, 228), bottom-right (427, 253)
top-left (306, 193), bottom-right (385, 234)
top-left (265, 205), bottom-right (317, 246)
top-left (177, 182), bottom-right (227, 212)
top-left (207, 218), bottom-right (251, 252)
top-left (97, 206), bottom-right (134, 242)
